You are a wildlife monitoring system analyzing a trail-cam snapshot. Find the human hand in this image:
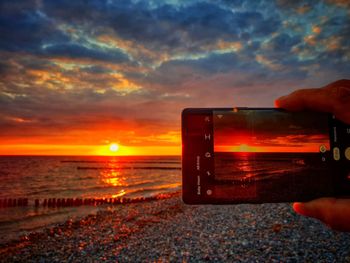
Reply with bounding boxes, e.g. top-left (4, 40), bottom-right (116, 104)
top-left (292, 199), bottom-right (350, 232)
top-left (275, 79), bottom-right (350, 232)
